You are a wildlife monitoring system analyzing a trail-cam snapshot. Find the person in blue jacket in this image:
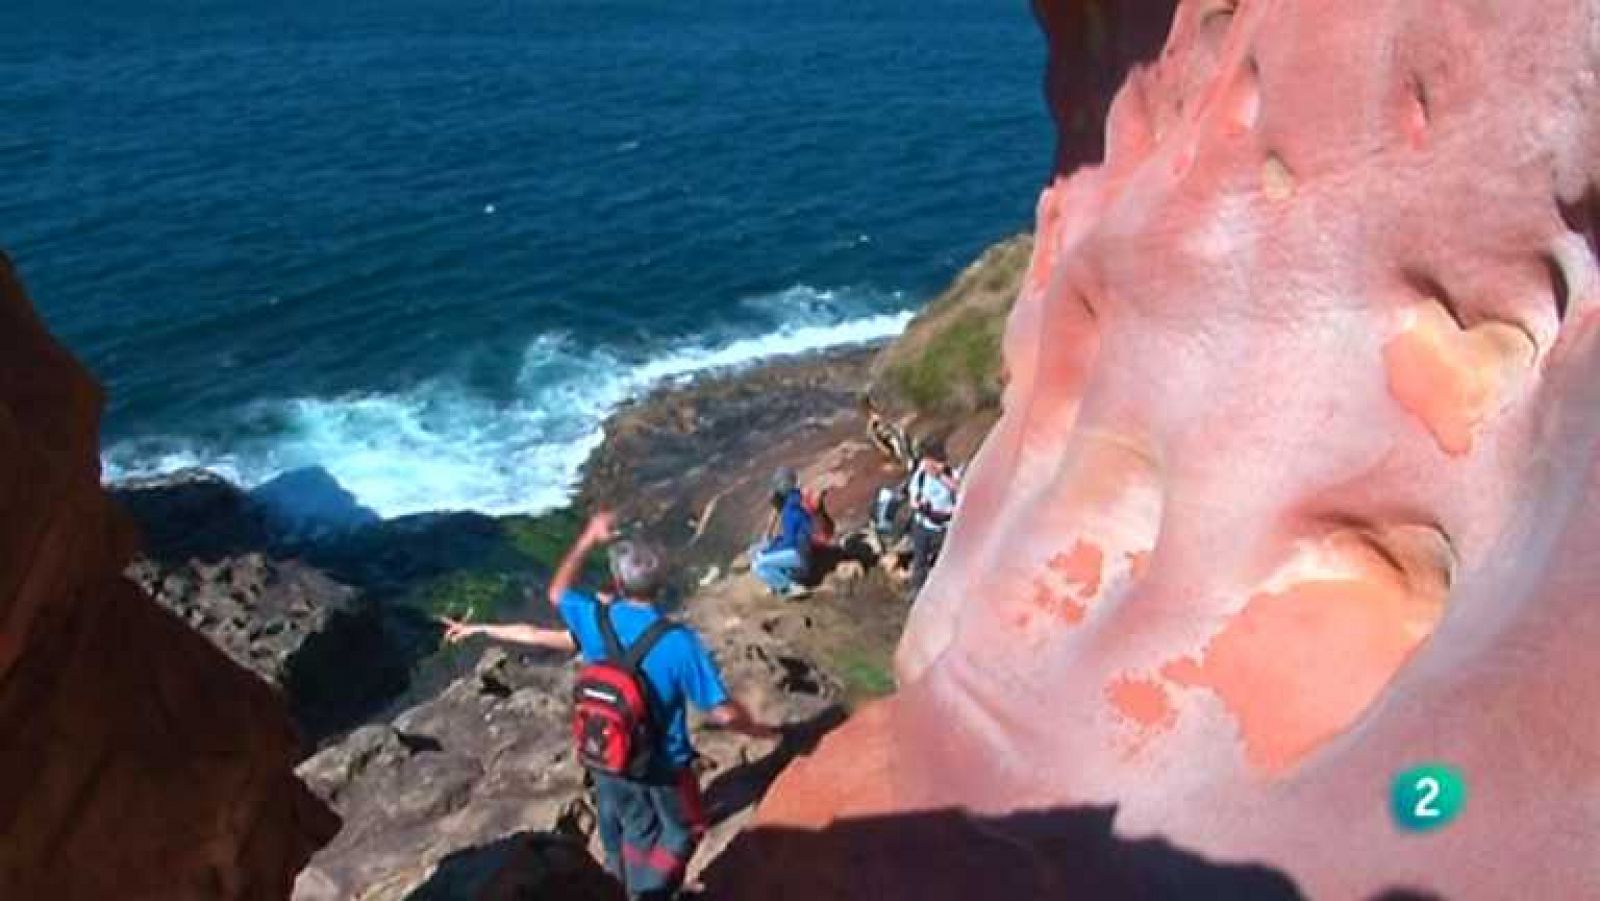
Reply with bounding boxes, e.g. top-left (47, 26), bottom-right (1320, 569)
top-left (748, 467), bottom-right (815, 598)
